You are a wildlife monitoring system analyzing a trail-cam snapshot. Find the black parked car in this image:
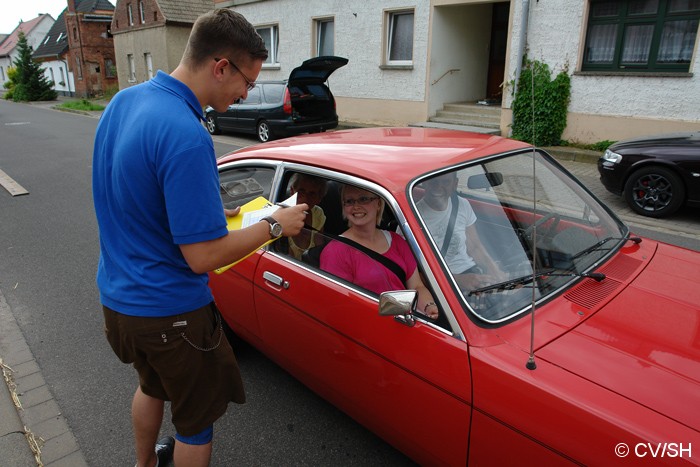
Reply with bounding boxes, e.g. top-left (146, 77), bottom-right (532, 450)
top-left (597, 132), bottom-right (700, 218)
top-left (205, 56), bottom-right (348, 142)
